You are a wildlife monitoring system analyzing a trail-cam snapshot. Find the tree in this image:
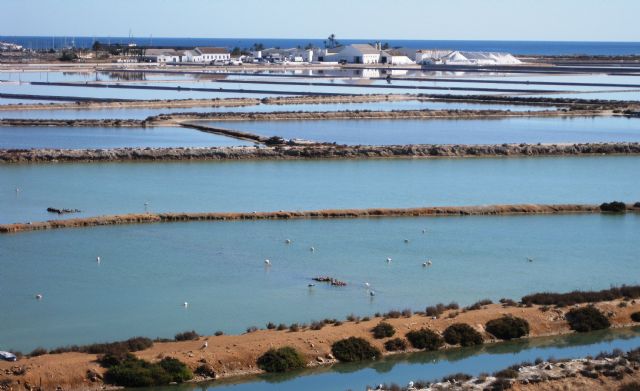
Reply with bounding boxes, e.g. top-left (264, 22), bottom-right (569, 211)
top-left (231, 47), bottom-right (242, 56)
top-left (382, 42), bottom-right (390, 50)
top-left (252, 43), bottom-right (264, 51)
top-left (326, 34), bottom-right (339, 49)
top-left (92, 41), bottom-right (103, 52)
